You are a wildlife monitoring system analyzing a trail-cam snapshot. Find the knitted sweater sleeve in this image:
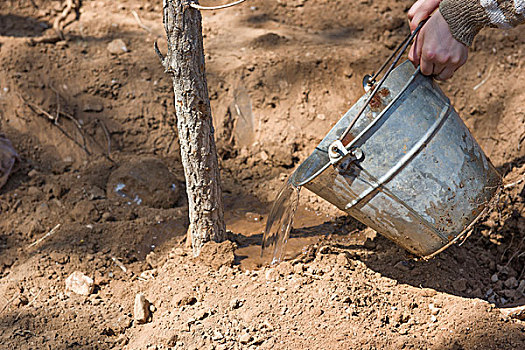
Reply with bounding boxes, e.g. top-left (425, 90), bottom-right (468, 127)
top-left (439, 0), bottom-right (525, 46)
